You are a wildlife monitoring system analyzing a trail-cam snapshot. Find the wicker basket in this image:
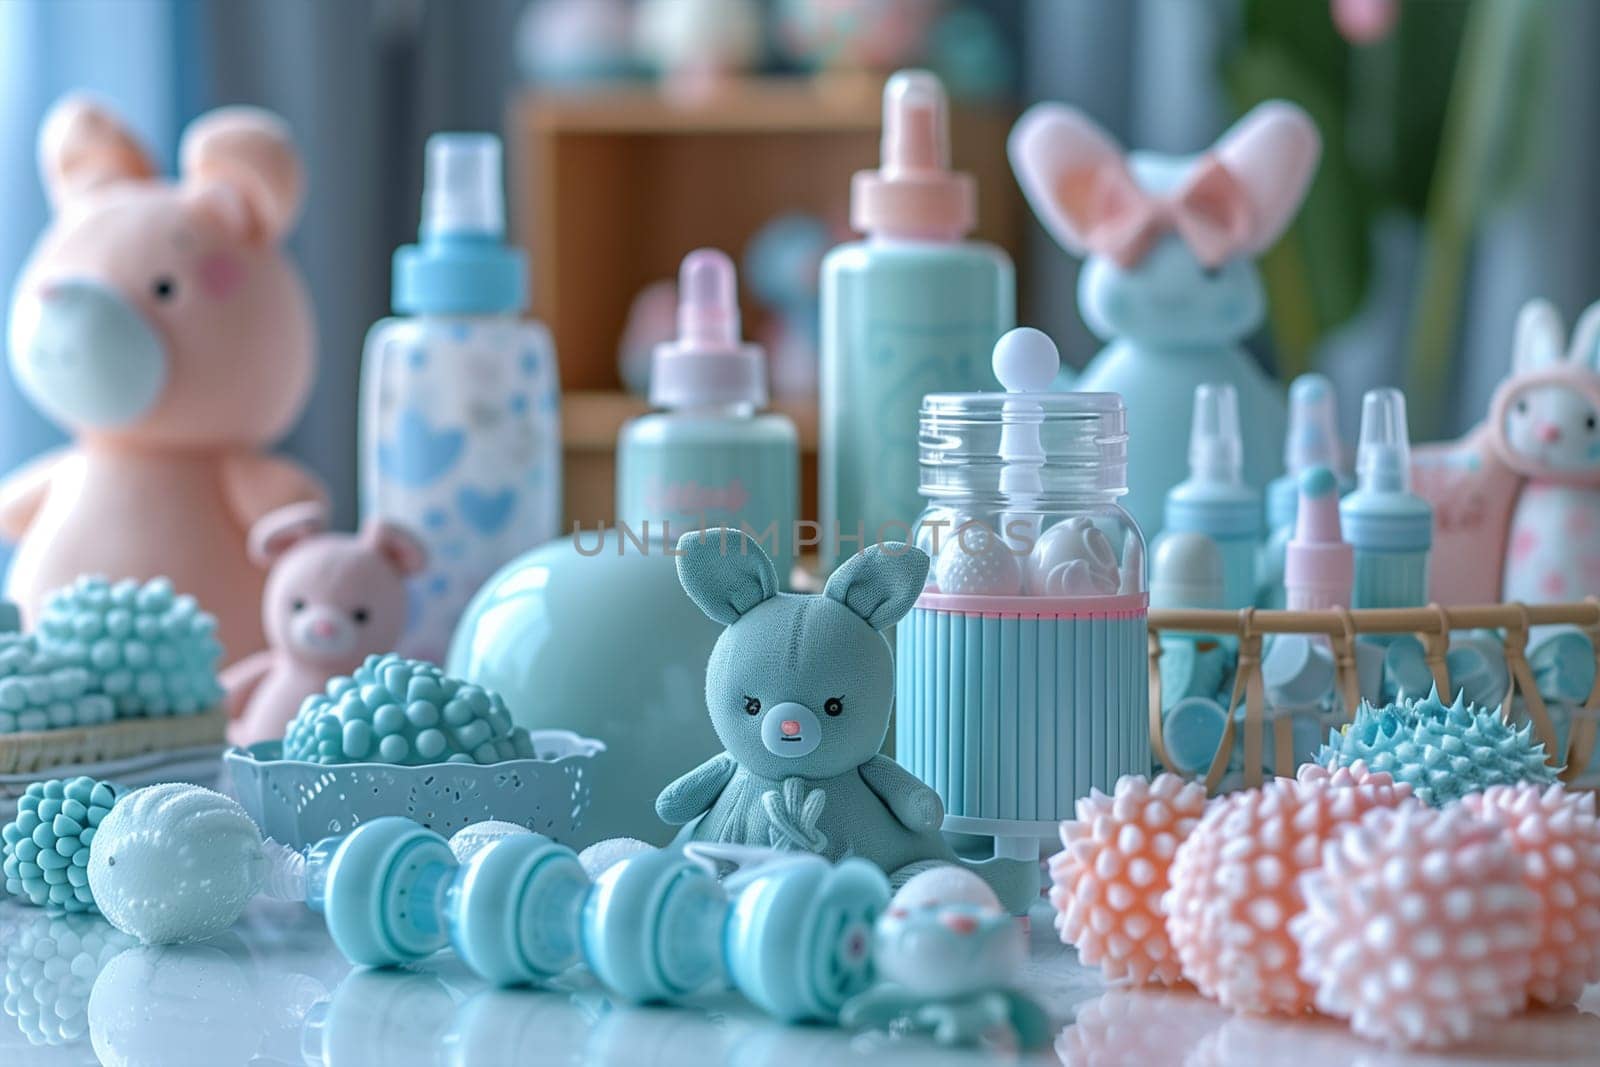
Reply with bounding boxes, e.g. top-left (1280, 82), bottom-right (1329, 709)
top-left (0, 707), bottom-right (227, 776)
top-left (1147, 600), bottom-right (1600, 792)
